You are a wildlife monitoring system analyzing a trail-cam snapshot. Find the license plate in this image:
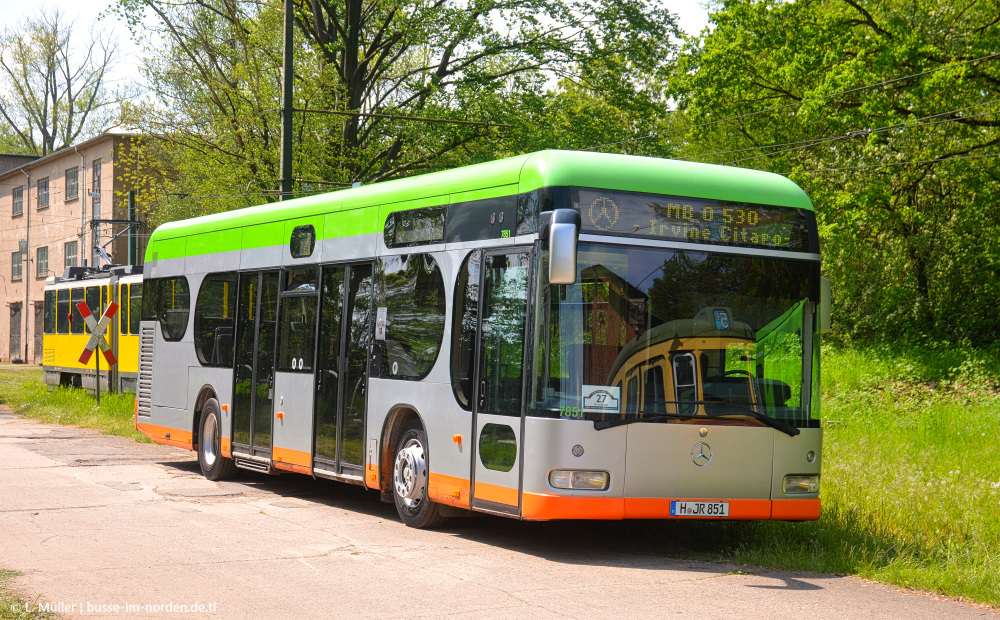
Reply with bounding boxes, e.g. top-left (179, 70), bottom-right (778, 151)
top-left (670, 500), bottom-right (730, 517)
